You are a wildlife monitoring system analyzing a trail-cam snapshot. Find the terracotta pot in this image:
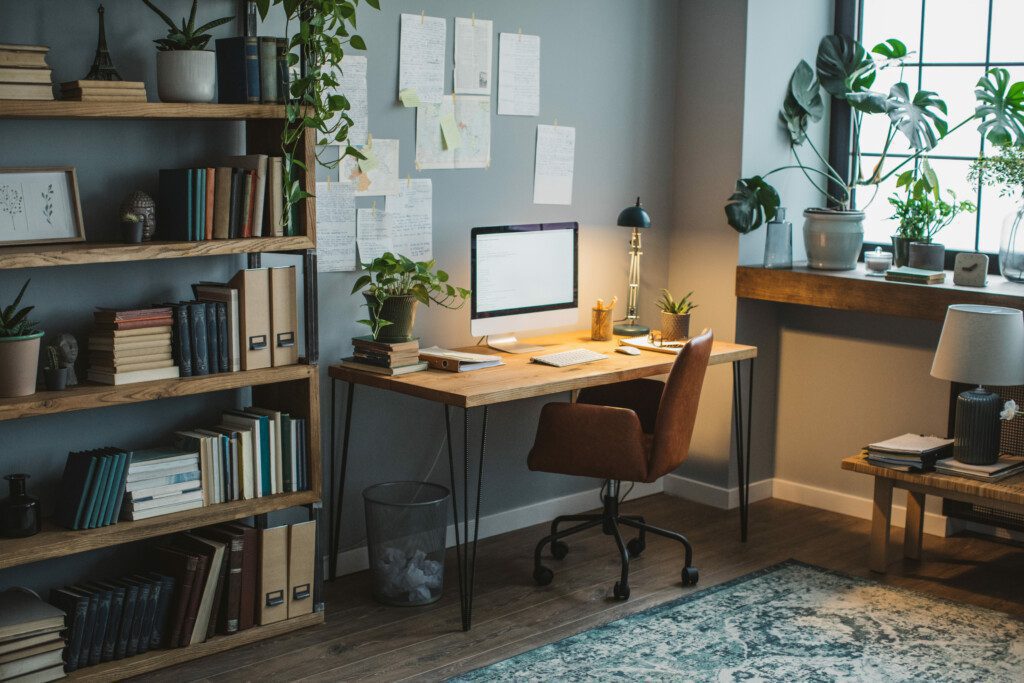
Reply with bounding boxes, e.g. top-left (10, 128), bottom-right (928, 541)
top-left (660, 312), bottom-right (691, 342)
top-left (802, 208), bottom-right (865, 271)
top-left (0, 332), bottom-right (42, 398)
